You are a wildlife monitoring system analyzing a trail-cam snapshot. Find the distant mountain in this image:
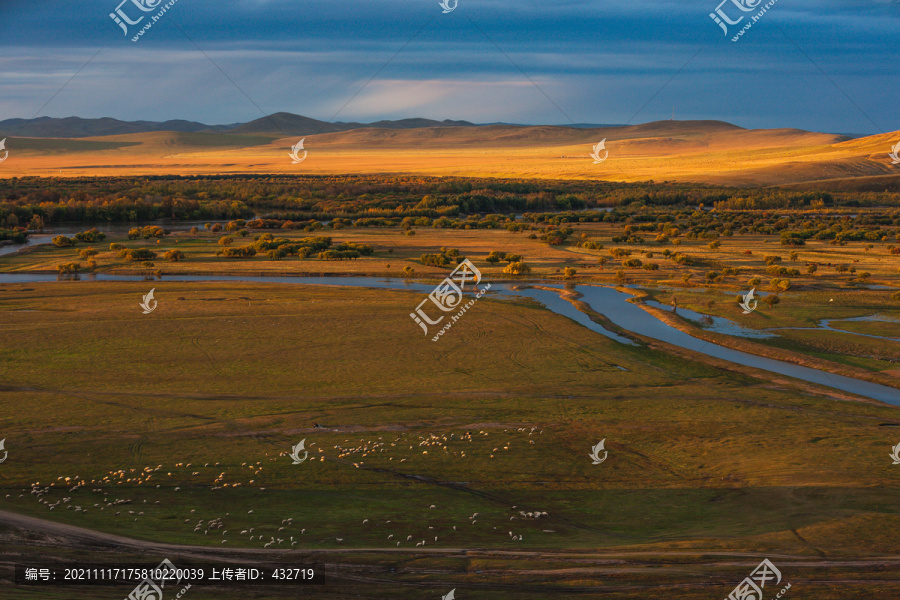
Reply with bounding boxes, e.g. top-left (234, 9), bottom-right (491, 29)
top-left (230, 112), bottom-right (475, 135)
top-left (0, 113), bottom-right (475, 139)
top-left (0, 116), bottom-right (242, 138)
